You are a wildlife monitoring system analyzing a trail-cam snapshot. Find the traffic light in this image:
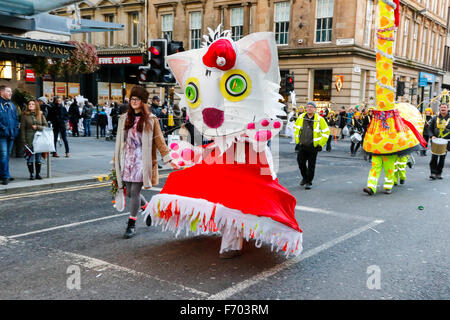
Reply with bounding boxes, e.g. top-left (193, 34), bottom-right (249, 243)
top-left (148, 39), bottom-right (167, 82)
top-left (138, 66), bottom-right (151, 84)
top-left (285, 73), bottom-right (294, 94)
top-left (167, 40), bottom-right (185, 56)
top-left (164, 40), bottom-right (185, 83)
